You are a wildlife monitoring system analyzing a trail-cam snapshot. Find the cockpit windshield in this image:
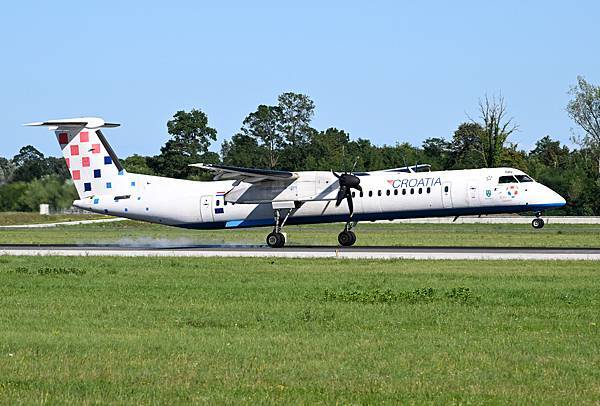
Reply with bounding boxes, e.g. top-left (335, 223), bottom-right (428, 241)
top-left (498, 174), bottom-right (535, 183)
top-left (515, 174), bottom-right (534, 182)
top-left (498, 175), bottom-right (518, 184)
